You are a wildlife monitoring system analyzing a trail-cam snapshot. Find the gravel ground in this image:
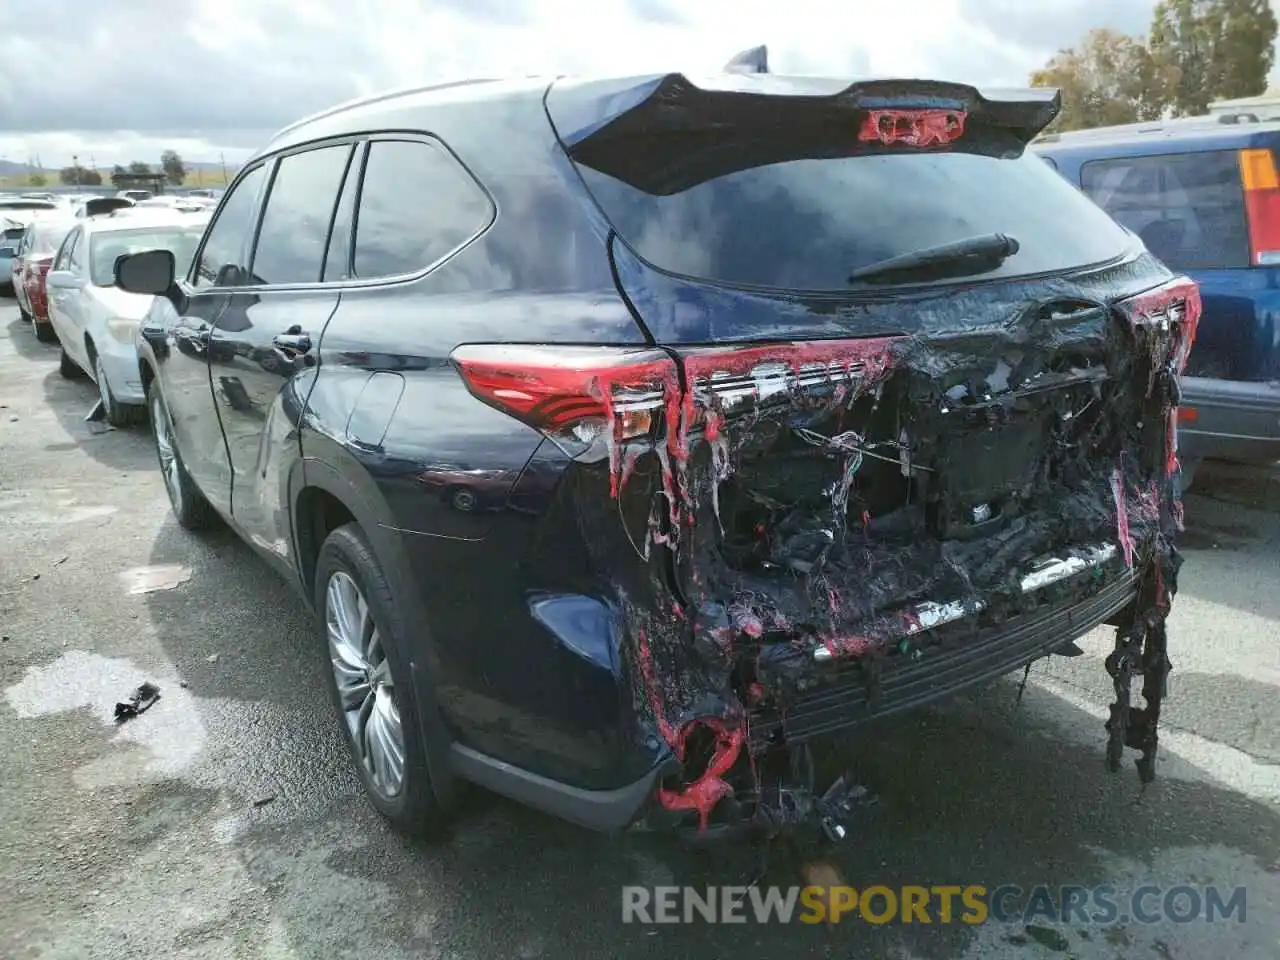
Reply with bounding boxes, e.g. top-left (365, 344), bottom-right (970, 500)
top-left (1, 298), bottom-right (1278, 959)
